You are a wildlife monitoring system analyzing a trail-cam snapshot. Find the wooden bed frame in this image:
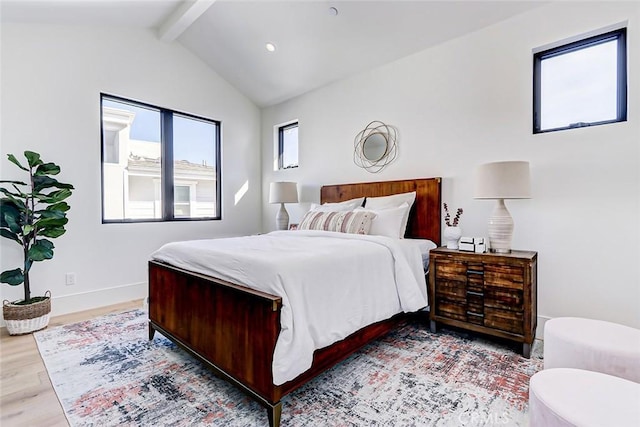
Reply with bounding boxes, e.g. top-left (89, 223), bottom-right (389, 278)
top-left (148, 177), bottom-right (441, 427)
